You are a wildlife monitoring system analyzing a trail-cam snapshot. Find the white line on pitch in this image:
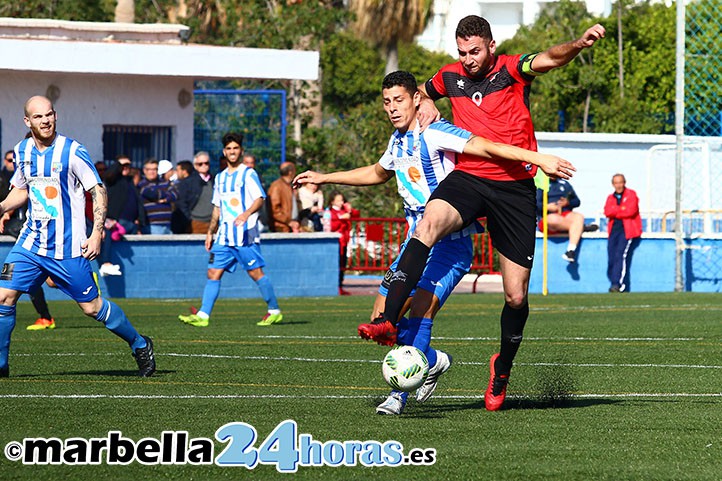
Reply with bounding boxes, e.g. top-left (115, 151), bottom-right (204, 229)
top-left (256, 335), bottom-right (709, 342)
top-left (0, 393), bottom-right (720, 400)
top-left (14, 352), bottom-right (722, 370)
